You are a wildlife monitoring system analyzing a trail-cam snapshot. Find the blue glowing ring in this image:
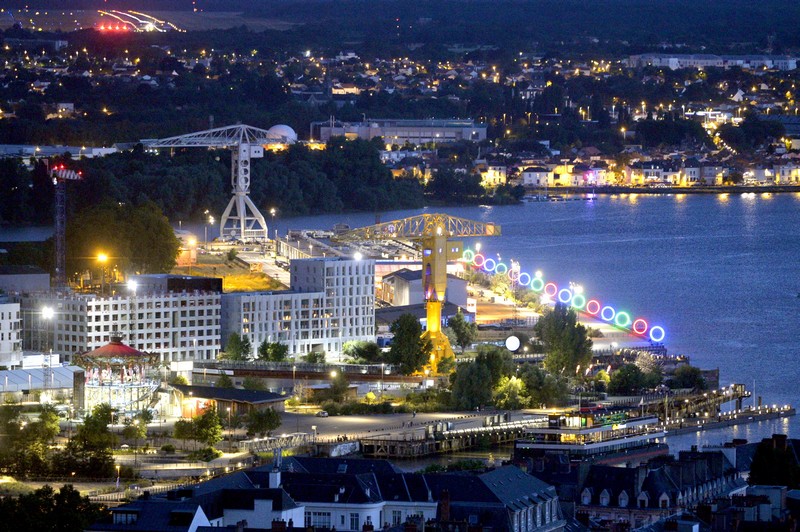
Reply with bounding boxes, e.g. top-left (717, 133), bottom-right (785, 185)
top-left (600, 306), bottom-right (616, 321)
top-left (615, 311), bottom-right (631, 328)
top-left (483, 258), bottom-right (496, 272)
top-left (571, 293), bottom-right (586, 309)
top-left (530, 277), bottom-right (545, 292)
top-left (494, 262), bottom-right (508, 276)
top-left (518, 272), bottom-right (531, 286)
top-left (649, 326), bottom-right (665, 343)
top-left (558, 288), bottom-right (573, 304)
